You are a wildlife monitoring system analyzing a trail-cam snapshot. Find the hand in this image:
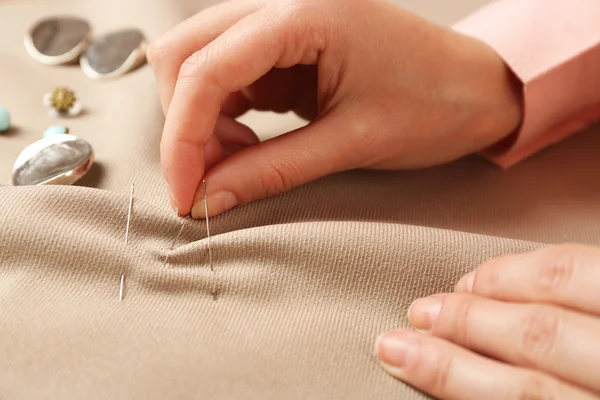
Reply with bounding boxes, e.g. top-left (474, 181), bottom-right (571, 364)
top-left (148, 0), bottom-right (522, 218)
top-left (375, 244), bottom-right (600, 399)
